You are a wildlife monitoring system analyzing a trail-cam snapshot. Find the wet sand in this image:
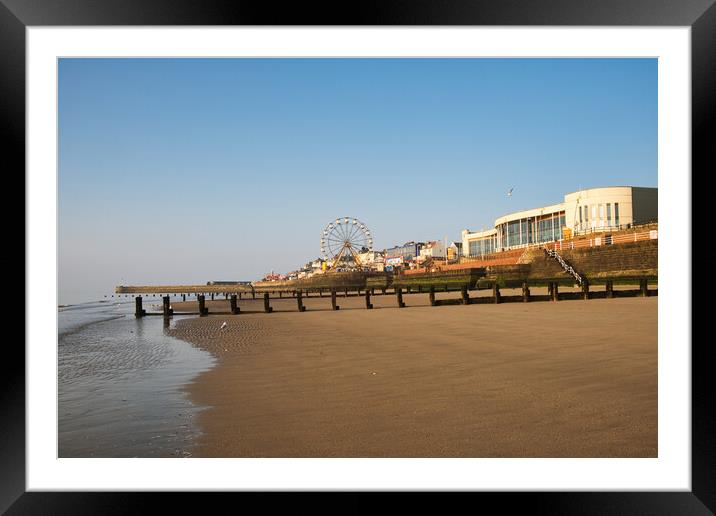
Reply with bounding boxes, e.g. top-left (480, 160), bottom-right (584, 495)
top-left (168, 290), bottom-right (657, 457)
